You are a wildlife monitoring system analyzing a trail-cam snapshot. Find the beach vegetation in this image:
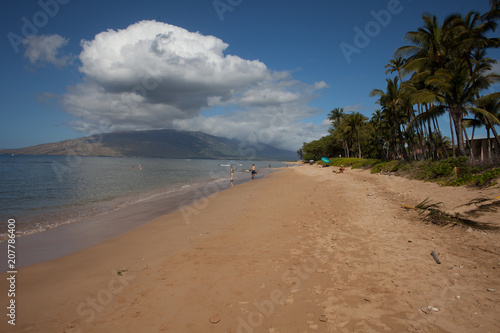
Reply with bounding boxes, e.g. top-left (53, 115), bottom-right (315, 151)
top-left (300, 1), bottom-right (500, 164)
top-left (370, 160), bottom-right (402, 173)
top-left (389, 158), bottom-right (499, 187)
top-left (312, 154), bottom-right (499, 188)
top-left (326, 157), bottom-right (380, 169)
